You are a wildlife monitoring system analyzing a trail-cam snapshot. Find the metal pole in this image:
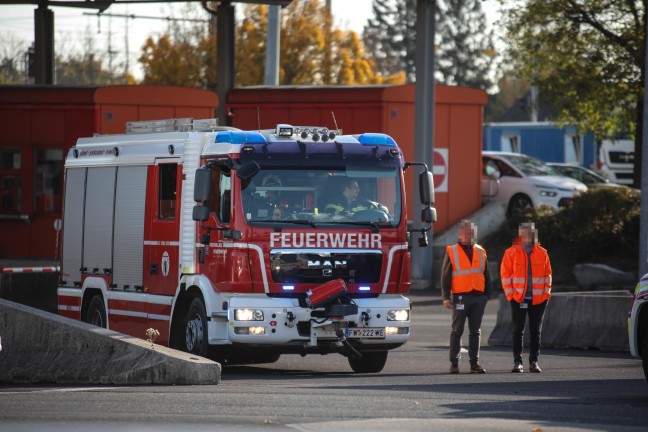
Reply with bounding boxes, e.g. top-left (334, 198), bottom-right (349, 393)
top-left (264, 5), bottom-right (280, 86)
top-left (216, 0), bottom-right (235, 125)
top-left (34, 3), bottom-right (54, 84)
top-left (412, 0), bottom-right (436, 286)
top-left (639, 12), bottom-right (648, 278)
